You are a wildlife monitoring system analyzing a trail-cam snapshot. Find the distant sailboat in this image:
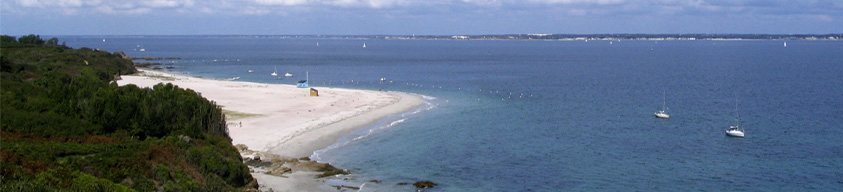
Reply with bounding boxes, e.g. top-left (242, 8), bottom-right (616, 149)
top-left (316, 42), bottom-right (320, 47)
top-left (284, 73), bottom-right (293, 77)
top-left (247, 69), bottom-right (254, 73)
top-left (725, 98), bottom-right (745, 138)
top-left (654, 91), bottom-right (670, 119)
top-left (271, 66), bottom-right (278, 76)
top-left (784, 42), bottom-right (787, 47)
top-left (363, 42), bottom-right (367, 48)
